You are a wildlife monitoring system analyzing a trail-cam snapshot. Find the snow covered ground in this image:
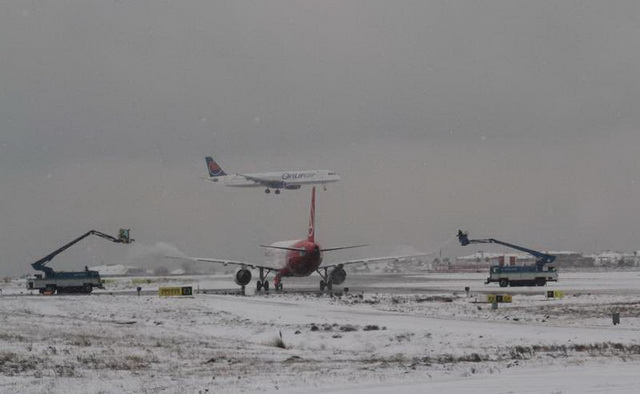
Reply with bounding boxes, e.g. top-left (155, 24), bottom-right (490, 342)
top-left (1, 271), bottom-right (639, 393)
